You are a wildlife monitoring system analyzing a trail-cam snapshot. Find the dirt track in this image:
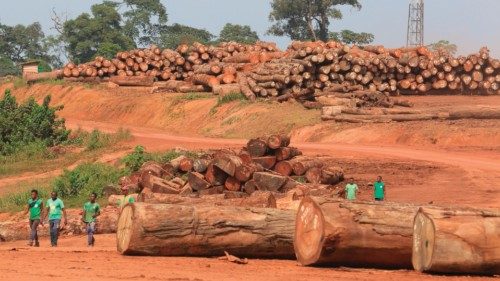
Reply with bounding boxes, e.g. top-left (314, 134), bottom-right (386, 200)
top-left (0, 235), bottom-right (496, 281)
